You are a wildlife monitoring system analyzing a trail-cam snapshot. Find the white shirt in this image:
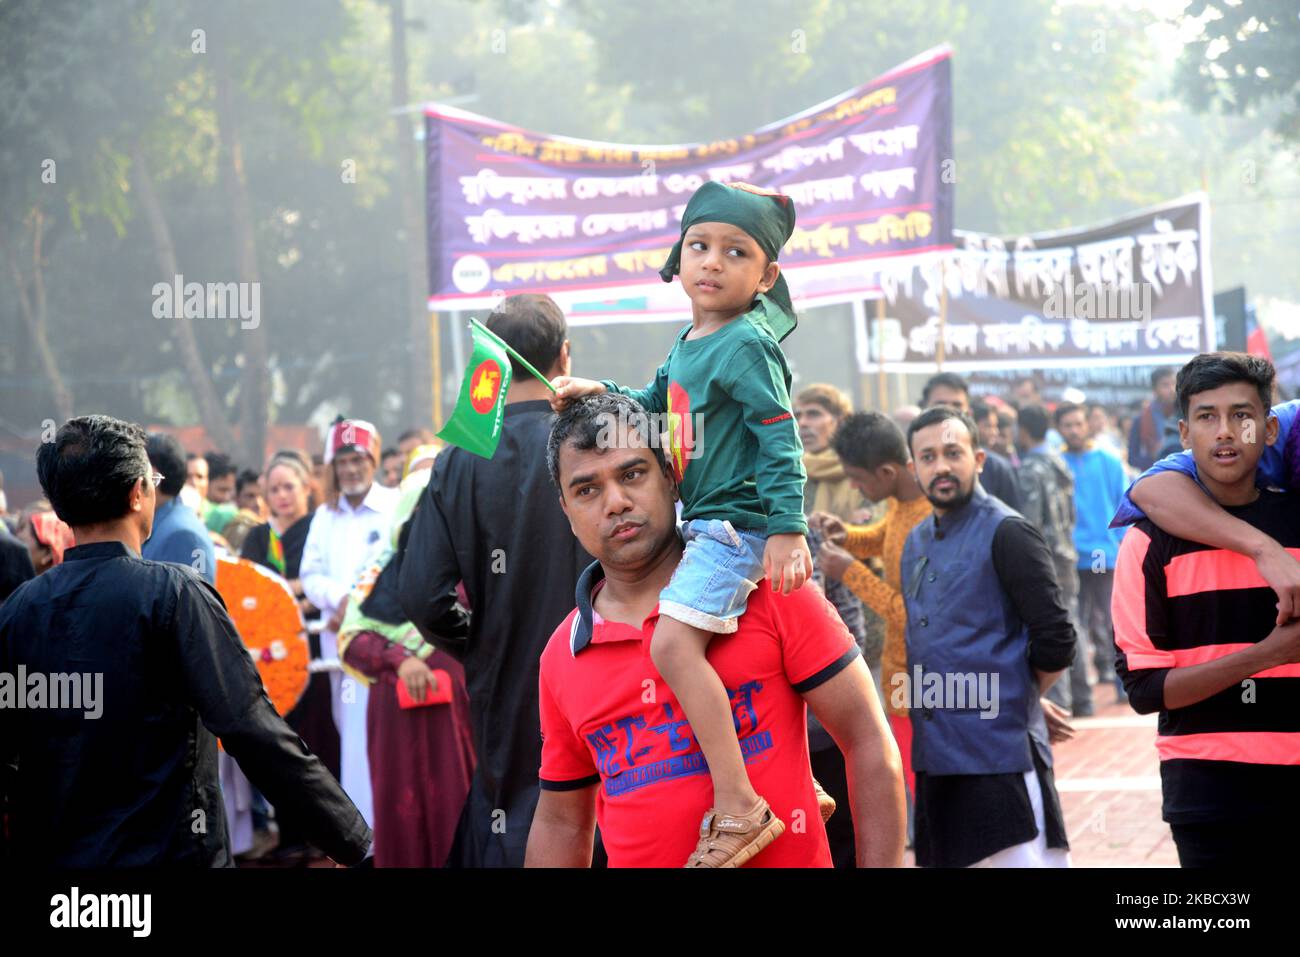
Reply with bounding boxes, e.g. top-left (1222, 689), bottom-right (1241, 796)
top-left (300, 481), bottom-right (400, 616)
